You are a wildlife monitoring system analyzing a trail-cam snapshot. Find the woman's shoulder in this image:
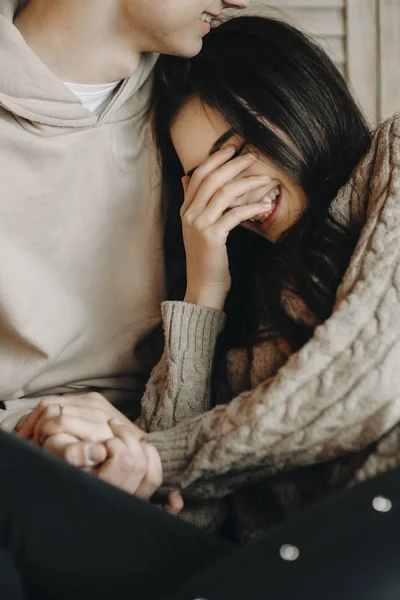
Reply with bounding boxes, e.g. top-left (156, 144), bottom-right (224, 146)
top-left (370, 113), bottom-right (400, 169)
top-left (340, 113), bottom-right (400, 224)
top-left (378, 113), bottom-right (400, 133)
top-left (372, 114), bottom-right (400, 159)
top-left (366, 113), bottom-right (400, 209)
